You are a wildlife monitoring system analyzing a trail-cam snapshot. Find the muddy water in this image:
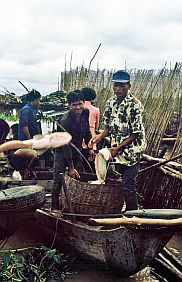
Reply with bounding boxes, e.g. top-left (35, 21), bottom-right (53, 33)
top-left (2, 224), bottom-right (181, 282)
